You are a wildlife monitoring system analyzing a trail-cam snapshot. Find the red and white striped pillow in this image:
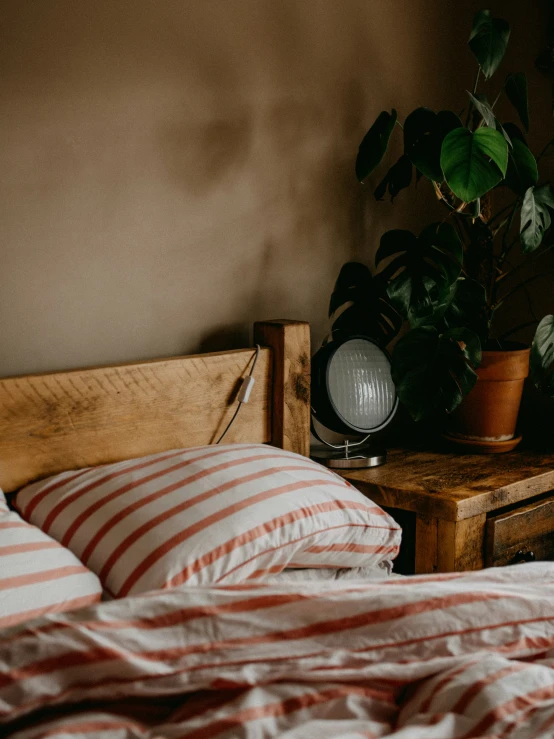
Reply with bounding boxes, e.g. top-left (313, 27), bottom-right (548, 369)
top-left (0, 489), bottom-right (102, 628)
top-left (14, 444), bottom-right (401, 597)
